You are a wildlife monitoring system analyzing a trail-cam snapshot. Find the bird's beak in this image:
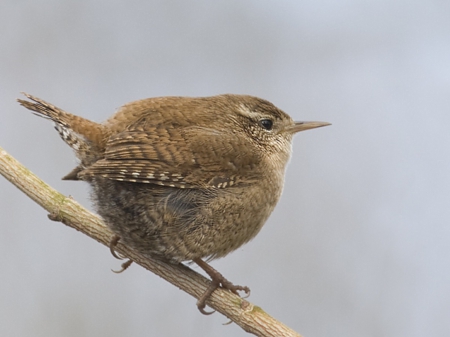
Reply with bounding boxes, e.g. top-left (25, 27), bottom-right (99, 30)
top-left (288, 121), bottom-right (331, 134)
